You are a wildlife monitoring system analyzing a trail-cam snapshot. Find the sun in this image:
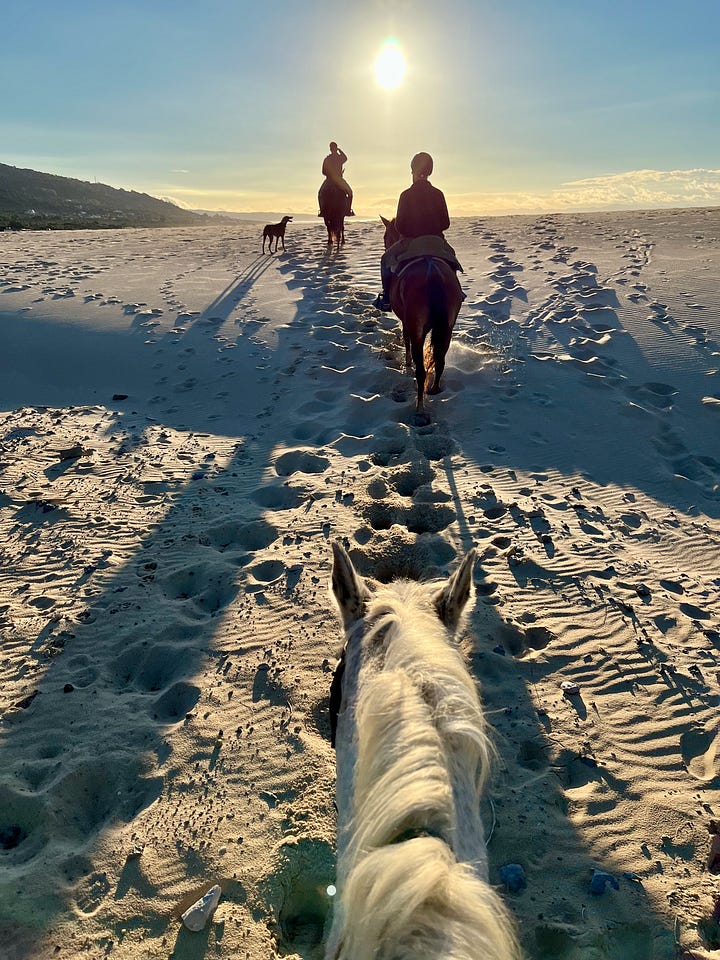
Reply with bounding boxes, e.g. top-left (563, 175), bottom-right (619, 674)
top-left (374, 40), bottom-right (406, 90)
